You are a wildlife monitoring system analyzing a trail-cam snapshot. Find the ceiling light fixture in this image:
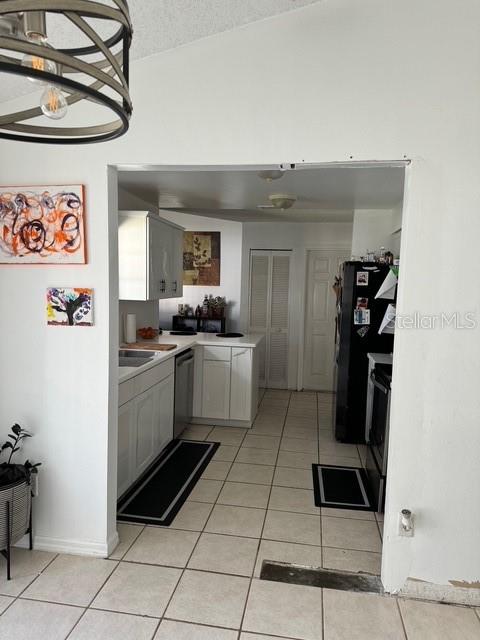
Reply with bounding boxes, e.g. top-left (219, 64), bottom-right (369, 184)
top-left (0, 2), bottom-right (132, 144)
top-left (257, 170), bottom-right (285, 182)
top-left (257, 193), bottom-right (297, 210)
